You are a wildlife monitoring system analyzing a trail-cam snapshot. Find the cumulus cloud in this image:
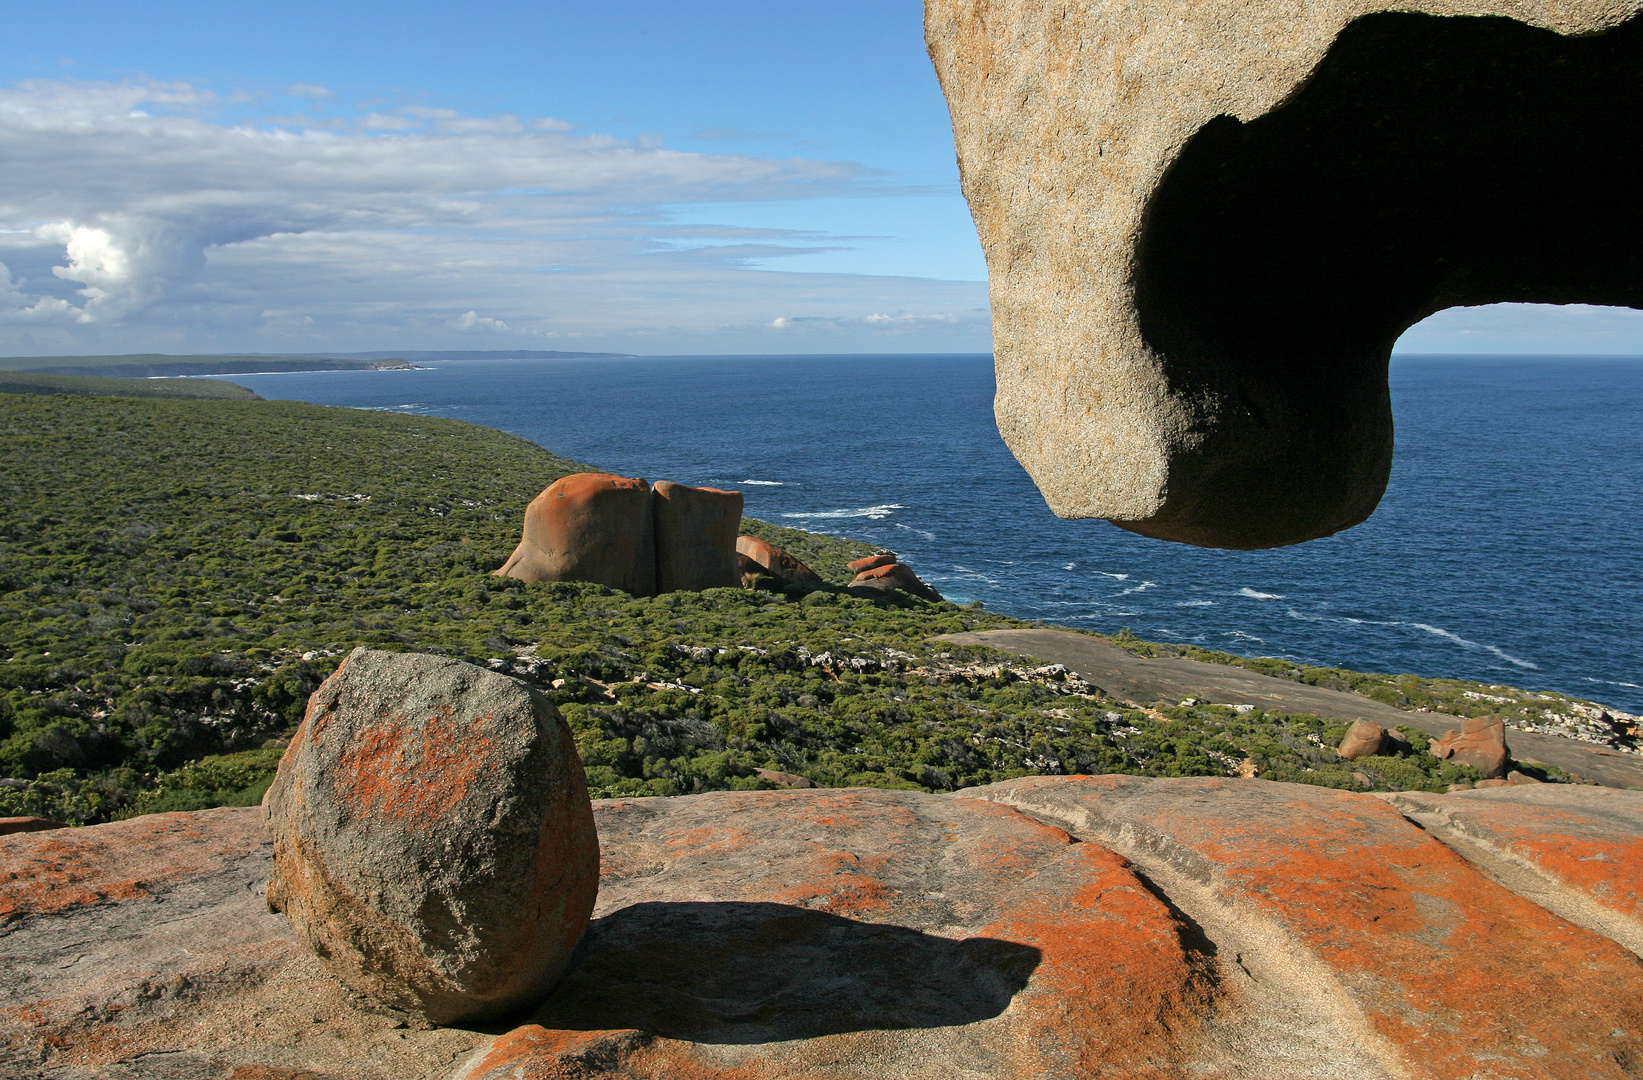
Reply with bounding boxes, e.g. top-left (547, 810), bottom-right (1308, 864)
top-left (0, 78), bottom-right (991, 353)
